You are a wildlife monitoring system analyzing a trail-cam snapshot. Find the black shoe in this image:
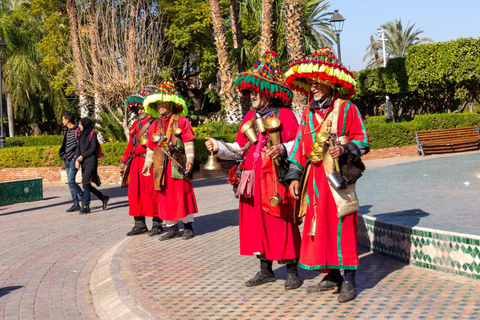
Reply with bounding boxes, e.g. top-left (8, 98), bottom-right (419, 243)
top-left (79, 204), bottom-right (91, 214)
top-left (159, 229), bottom-right (181, 241)
top-left (148, 225), bottom-right (164, 236)
top-left (245, 271), bottom-right (276, 287)
top-left (102, 196), bottom-right (110, 210)
top-left (182, 228), bottom-right (195, 240)
top-left (126, 226), bottom-right (148, 236)
top-left (338, 281), bottom-right (357, 303)
top-left (284, 273), bottom-right (303, 290)
top-left (66, 204), bottom-right (81, 212)
top-left (306, 274), bottom-right (344, 293)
